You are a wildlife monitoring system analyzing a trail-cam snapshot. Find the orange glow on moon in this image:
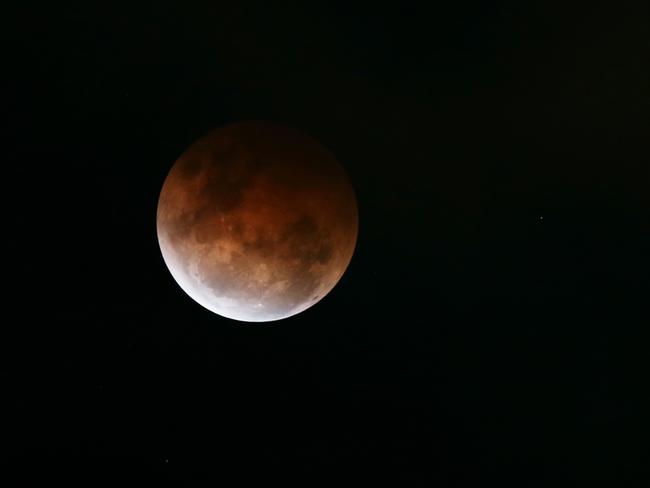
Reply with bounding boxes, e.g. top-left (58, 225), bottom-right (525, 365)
top-left (156, 122), bottom-right (358, 322)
